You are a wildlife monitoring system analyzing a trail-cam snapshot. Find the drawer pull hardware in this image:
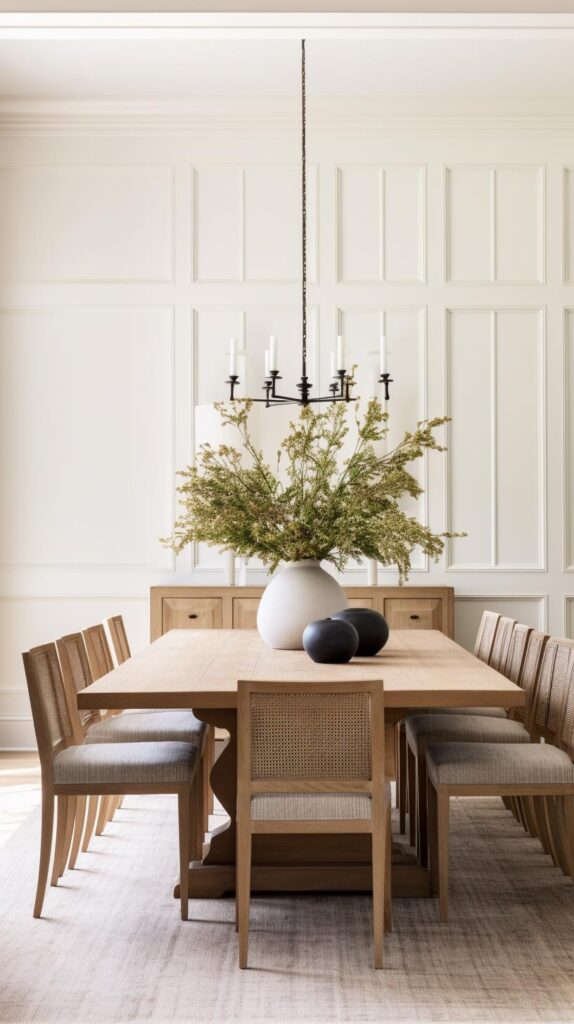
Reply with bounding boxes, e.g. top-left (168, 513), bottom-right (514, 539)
top-left (410, 614), bottom-right (420, 620)
top-left (188, 613), bottom-right (198, 620)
